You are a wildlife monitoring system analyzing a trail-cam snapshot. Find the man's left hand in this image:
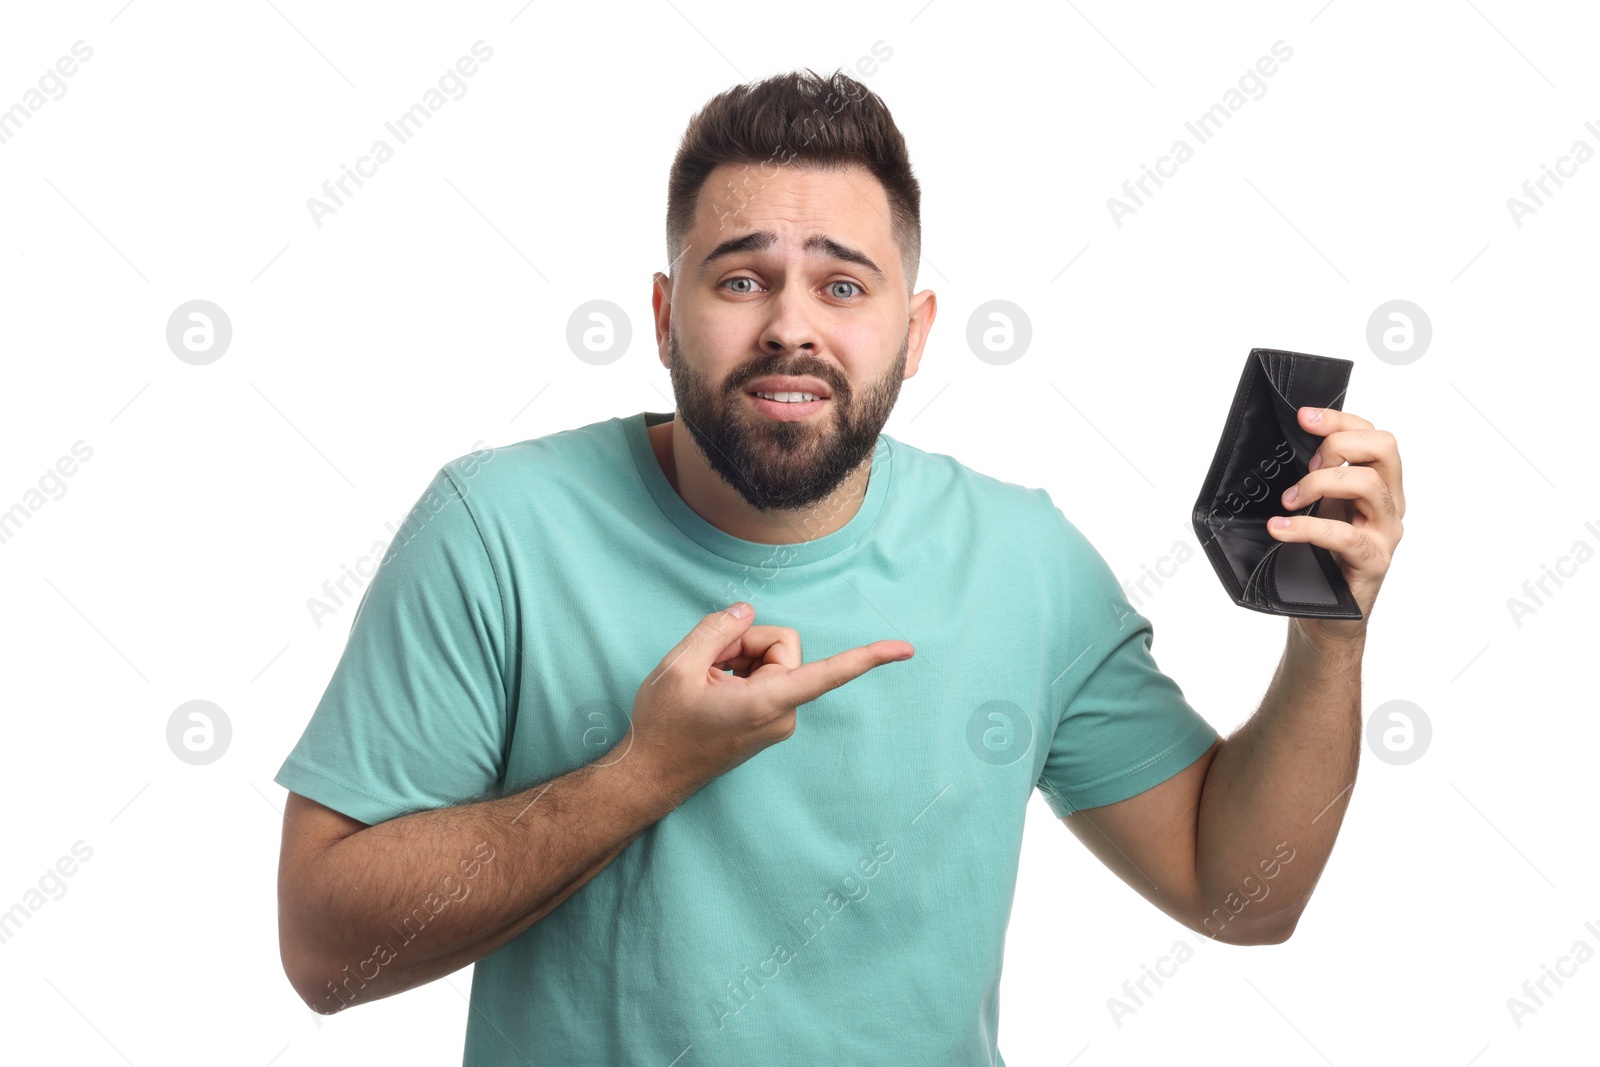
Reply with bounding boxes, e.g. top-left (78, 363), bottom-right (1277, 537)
top-left (1268, 405), bottom-right (1405, 644)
